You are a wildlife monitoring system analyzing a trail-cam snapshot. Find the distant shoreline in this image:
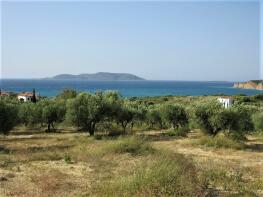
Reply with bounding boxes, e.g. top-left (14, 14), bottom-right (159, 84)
top-left (233, 80), bottom-right (263, 91)
top-left (1, 78), bottom-right (236, 83)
